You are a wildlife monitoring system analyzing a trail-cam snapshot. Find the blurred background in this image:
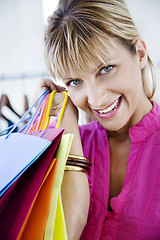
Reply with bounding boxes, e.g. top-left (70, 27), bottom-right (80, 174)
top-left (0, 0), bottom-right (160, 130)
